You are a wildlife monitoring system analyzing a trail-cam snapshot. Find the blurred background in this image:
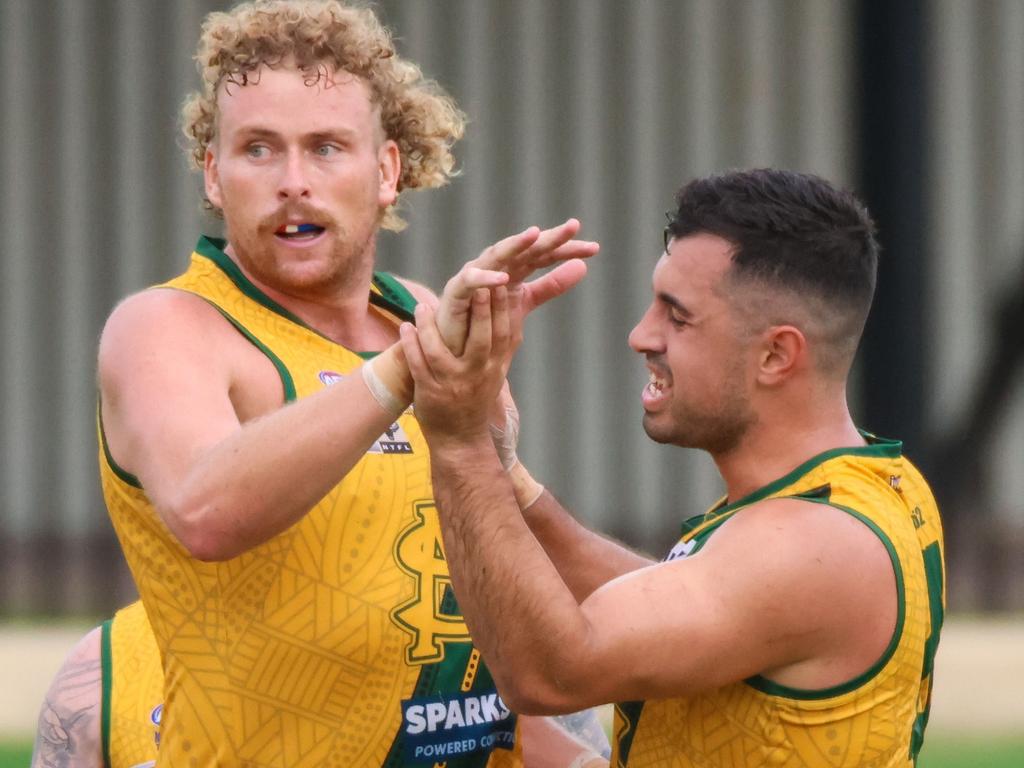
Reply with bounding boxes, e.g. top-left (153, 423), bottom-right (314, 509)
top-left (1, 0), bottom-right (1021, 763)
